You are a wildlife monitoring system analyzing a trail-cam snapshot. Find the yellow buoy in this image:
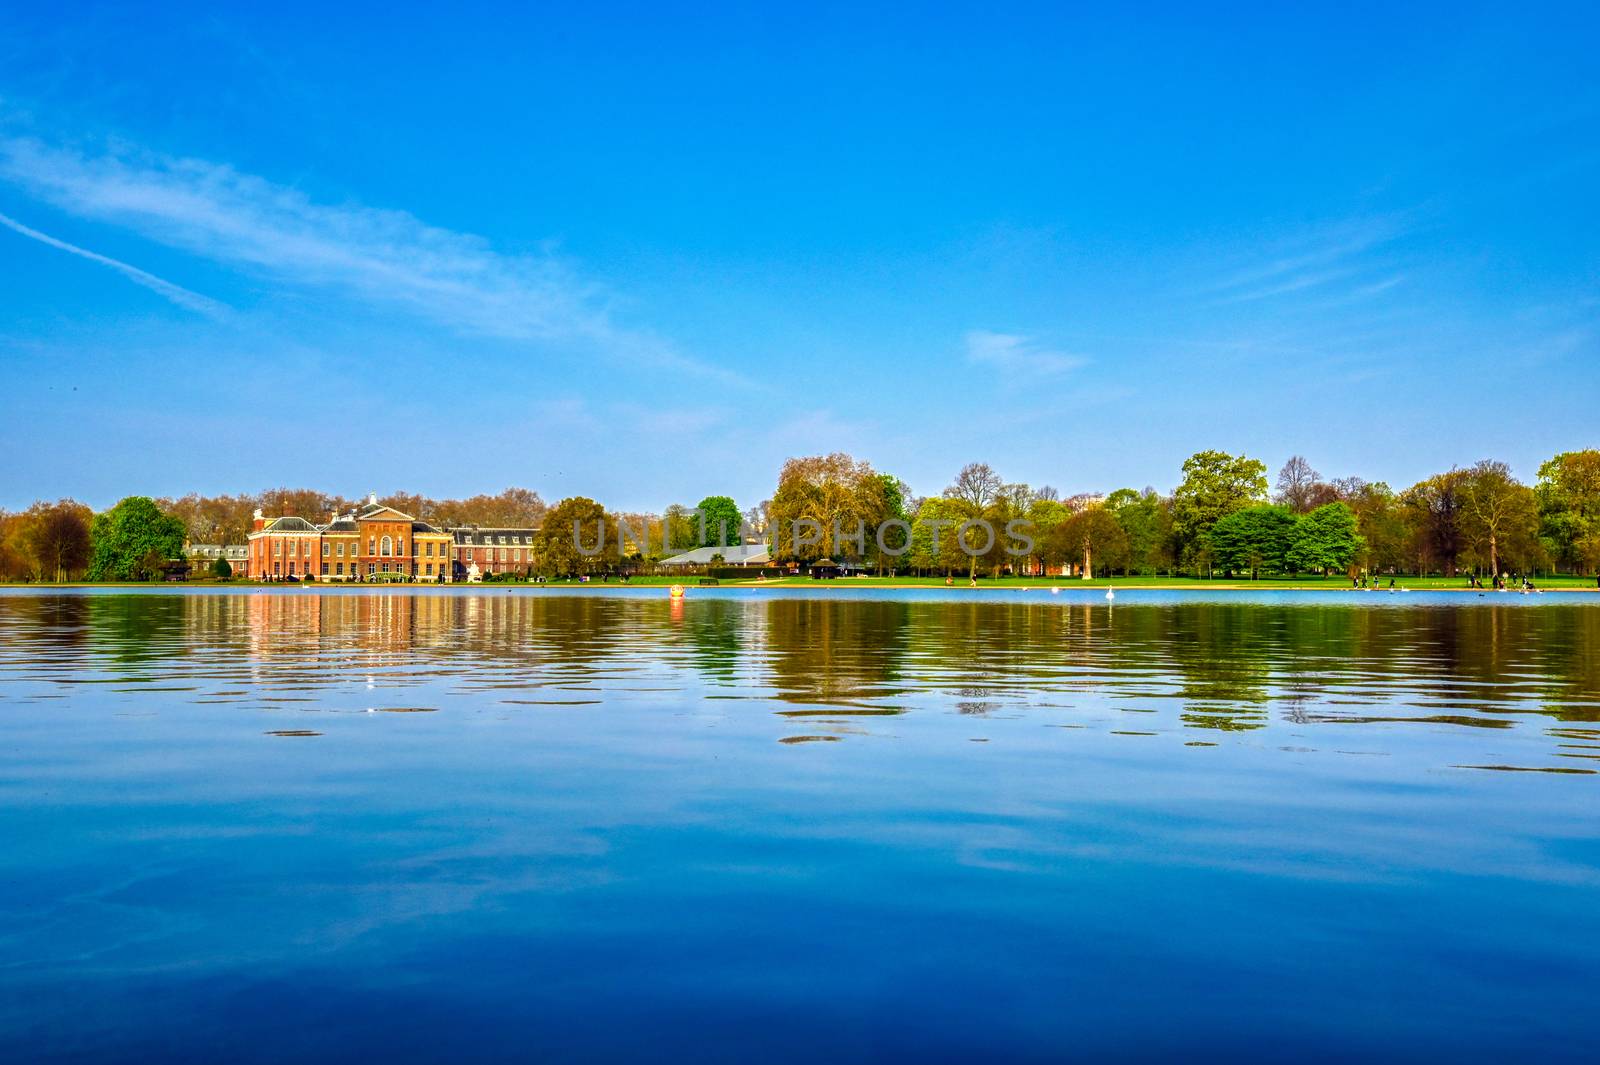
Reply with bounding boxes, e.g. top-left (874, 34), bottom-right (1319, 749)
top-left (669, 584), bottom-right (686, 598)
